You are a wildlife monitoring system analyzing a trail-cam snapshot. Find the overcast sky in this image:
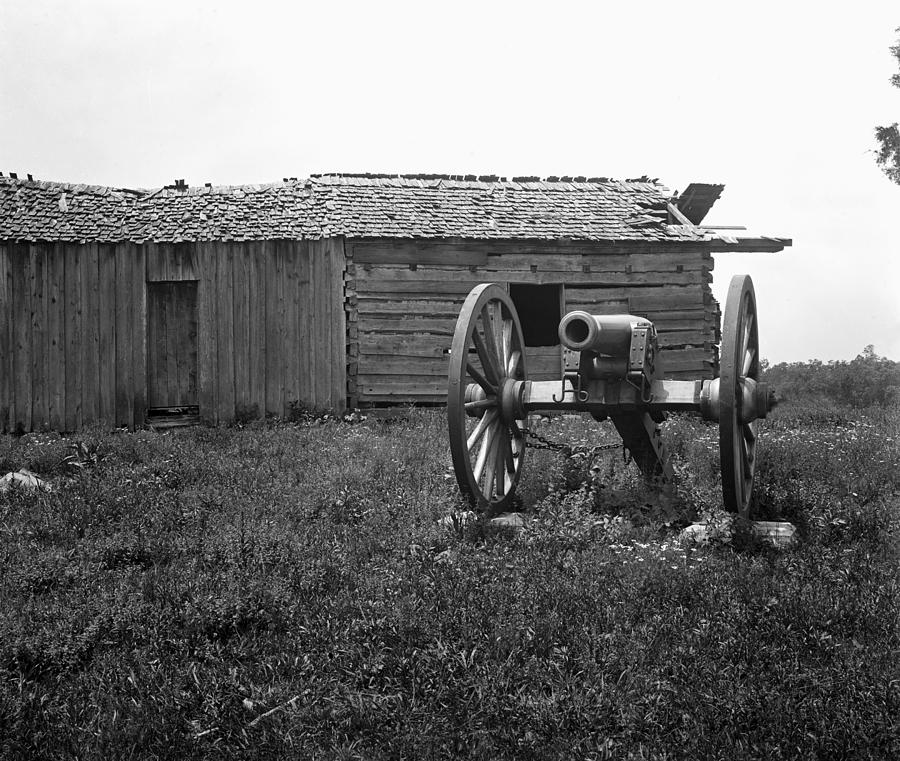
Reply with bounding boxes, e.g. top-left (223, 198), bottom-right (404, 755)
top-left (2, 1), bottom-right (898, 363)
